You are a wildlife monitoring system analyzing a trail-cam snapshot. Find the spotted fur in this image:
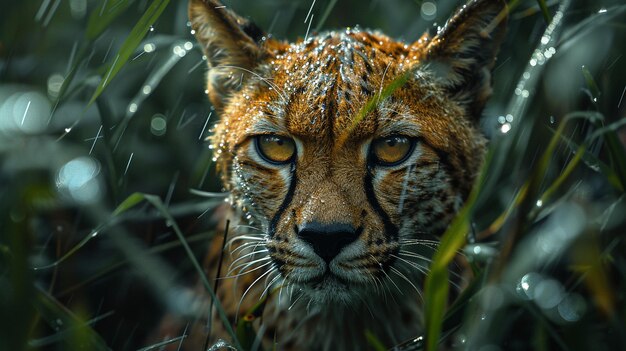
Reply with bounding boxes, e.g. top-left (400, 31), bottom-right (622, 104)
top-left (156, 0), bottom-right (506, 349)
